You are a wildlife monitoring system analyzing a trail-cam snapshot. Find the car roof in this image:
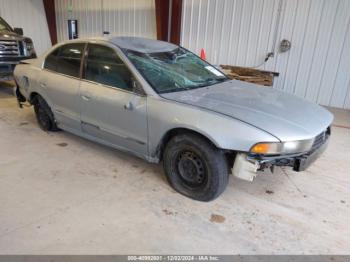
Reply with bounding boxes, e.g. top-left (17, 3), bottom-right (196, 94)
top-left (84, 36), bottom-right (179, 54)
